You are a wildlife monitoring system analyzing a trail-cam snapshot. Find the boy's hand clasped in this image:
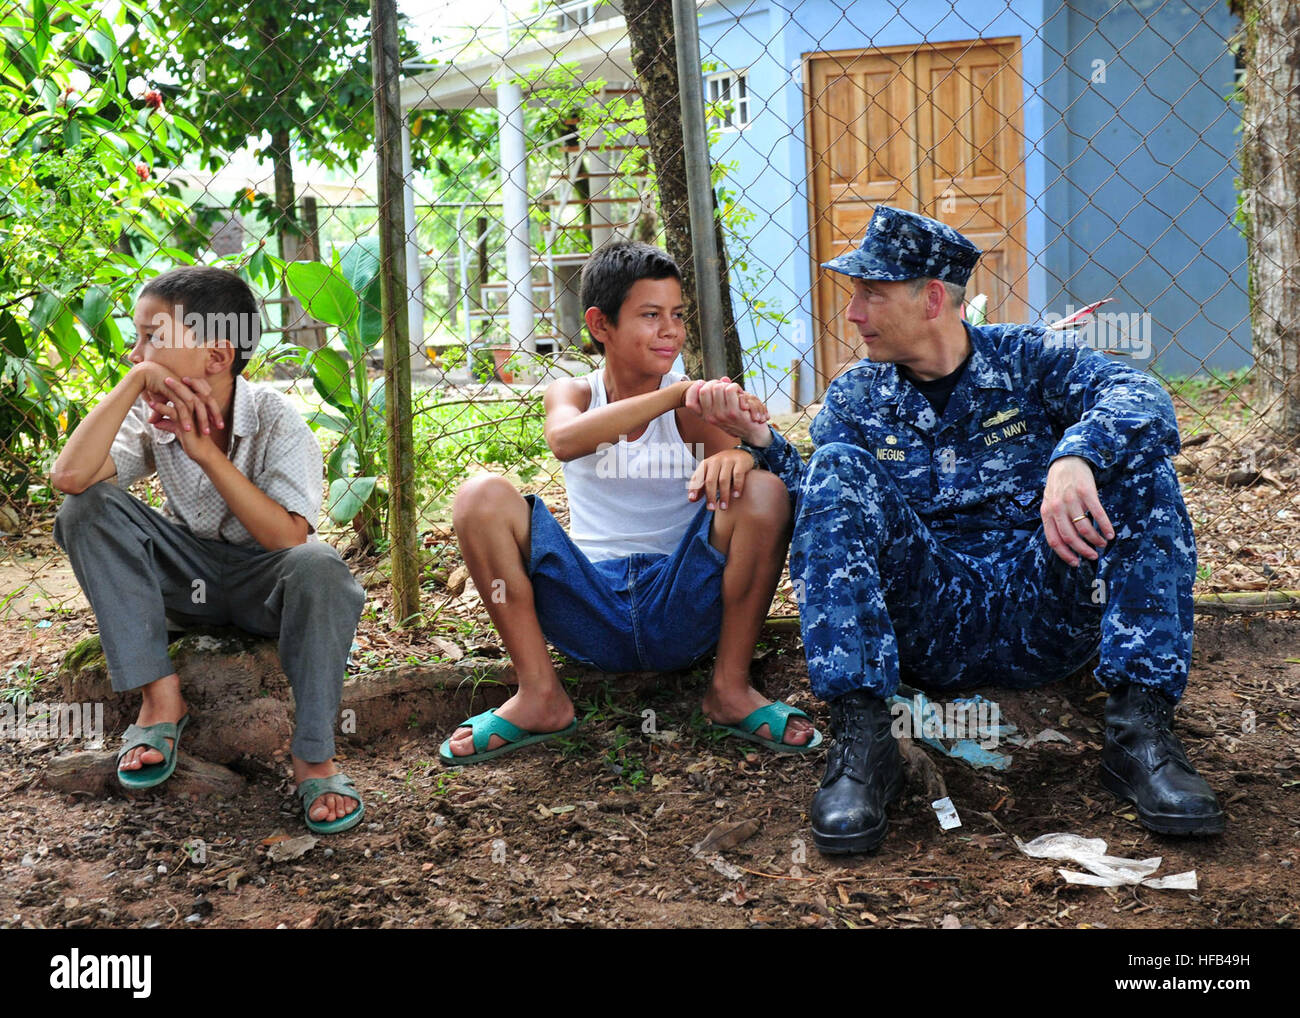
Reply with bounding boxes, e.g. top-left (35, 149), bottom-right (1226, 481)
top-left (138, 369), bottom-right (227, 464)
top-left (683, 377), bottom-right (770, 511)
top-left (684, 376), bottom-right (771, 445)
